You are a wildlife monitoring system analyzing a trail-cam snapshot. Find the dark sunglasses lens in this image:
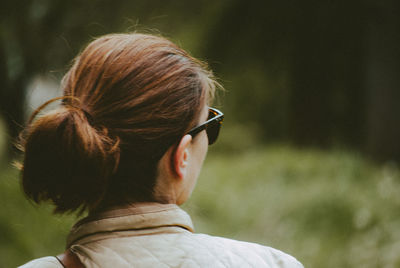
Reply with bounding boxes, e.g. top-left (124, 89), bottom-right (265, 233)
top-left (206, 120), bottom-right (221, 145)
top-left (208, 109), bottom-right (217, 120)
